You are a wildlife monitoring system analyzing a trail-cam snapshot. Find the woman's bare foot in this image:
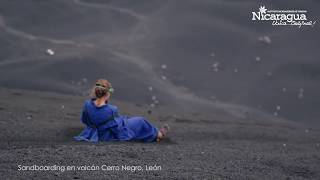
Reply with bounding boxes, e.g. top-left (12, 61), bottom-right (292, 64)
top-left (156, 124), bottom-right (170, 142)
